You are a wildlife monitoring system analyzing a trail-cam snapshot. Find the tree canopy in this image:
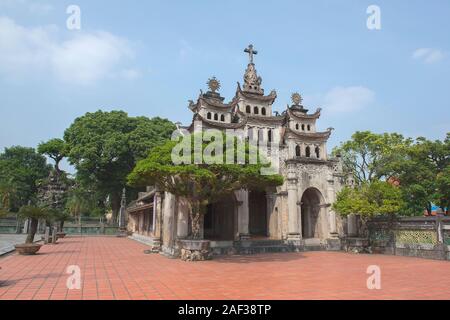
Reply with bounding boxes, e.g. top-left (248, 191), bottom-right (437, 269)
top-left (37, 138), bottom-right (67, 172)
top-left (333, 131), bottom-right (412, 184)
top-left (64, 110), bottom-right (176, 219)
top-left (333, 181), bottom-right (404, 218)
top-left (0, 146), bottom-right (51, 211)
top-left (128, 132), bottom-right (284, 239)
top-left (334, 131), bottom-right (449, 216)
